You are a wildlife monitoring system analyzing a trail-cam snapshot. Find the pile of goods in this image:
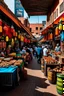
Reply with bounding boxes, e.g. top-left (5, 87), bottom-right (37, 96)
top-left (48, 66), bottom-right (64, 84)
top-left (9, 53), bottom-right (16, 57)
top-left (43, 56), bottom-right (58, 64)
top-left (0, 59), bottom-right (23, 67)
top-left (14, 60), bottom-right (23, 66)
top-left (53, 51), bottom-right (61, 56)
